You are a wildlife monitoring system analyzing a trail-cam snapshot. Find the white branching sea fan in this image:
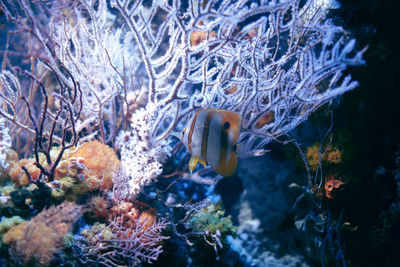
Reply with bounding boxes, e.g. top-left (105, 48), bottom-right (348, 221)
top-left (0, 0), bottom-right (365, 193)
